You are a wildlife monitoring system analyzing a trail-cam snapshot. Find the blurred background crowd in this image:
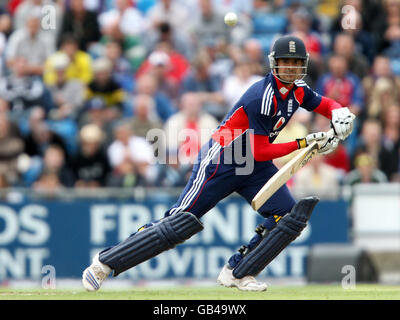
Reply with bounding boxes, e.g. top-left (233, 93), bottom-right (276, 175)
top-left (0, 0), bottom-right (398, 196)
